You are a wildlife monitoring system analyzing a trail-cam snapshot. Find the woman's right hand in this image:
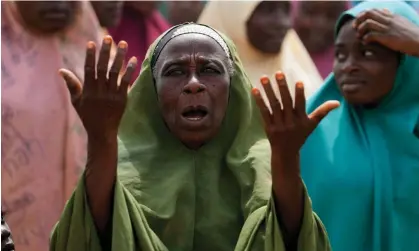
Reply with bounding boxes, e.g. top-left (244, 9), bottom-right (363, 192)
top-left (60, 36), bottom-right (138, 144)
